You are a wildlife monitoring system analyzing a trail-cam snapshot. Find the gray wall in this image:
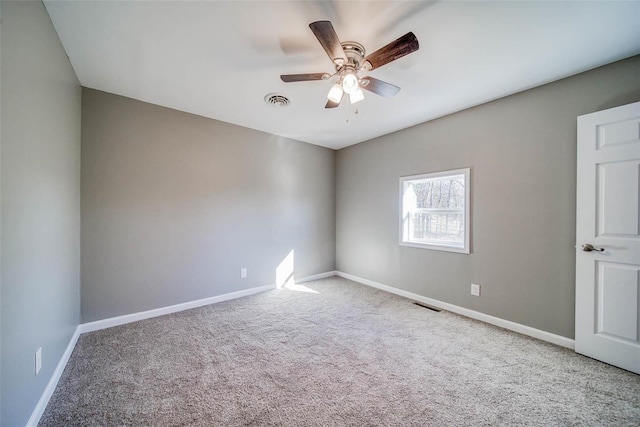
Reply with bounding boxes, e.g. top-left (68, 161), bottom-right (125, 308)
top-left (336, 56), bottom-right (640, 339)
top-left (81, 89), bottom-right (336, 323)
top-left (1, 1), bottom-right (81, 425)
